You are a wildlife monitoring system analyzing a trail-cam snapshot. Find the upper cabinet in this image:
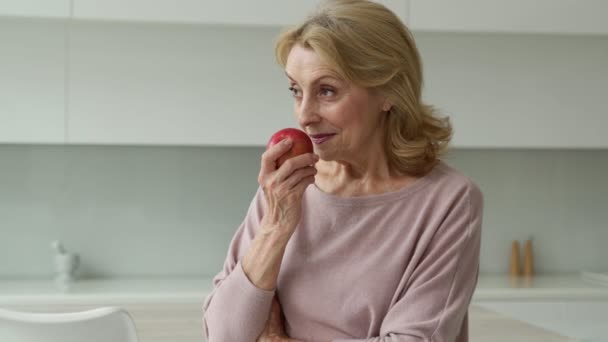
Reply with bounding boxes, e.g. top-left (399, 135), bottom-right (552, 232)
top-left (1, 0), bottom-right (607, 148)
top-left (0, 0), bottom-right (70, 18)
top-left (409, 0), bottom-right (608, 35)
top-left (415, 33), bottom-right (608, 149)
top-left (0, 18), bottom-right (66, 144)
top-left (71, 0), bottom-right (409, 27)
top-left (67, 22), bottom-right (296, 146)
